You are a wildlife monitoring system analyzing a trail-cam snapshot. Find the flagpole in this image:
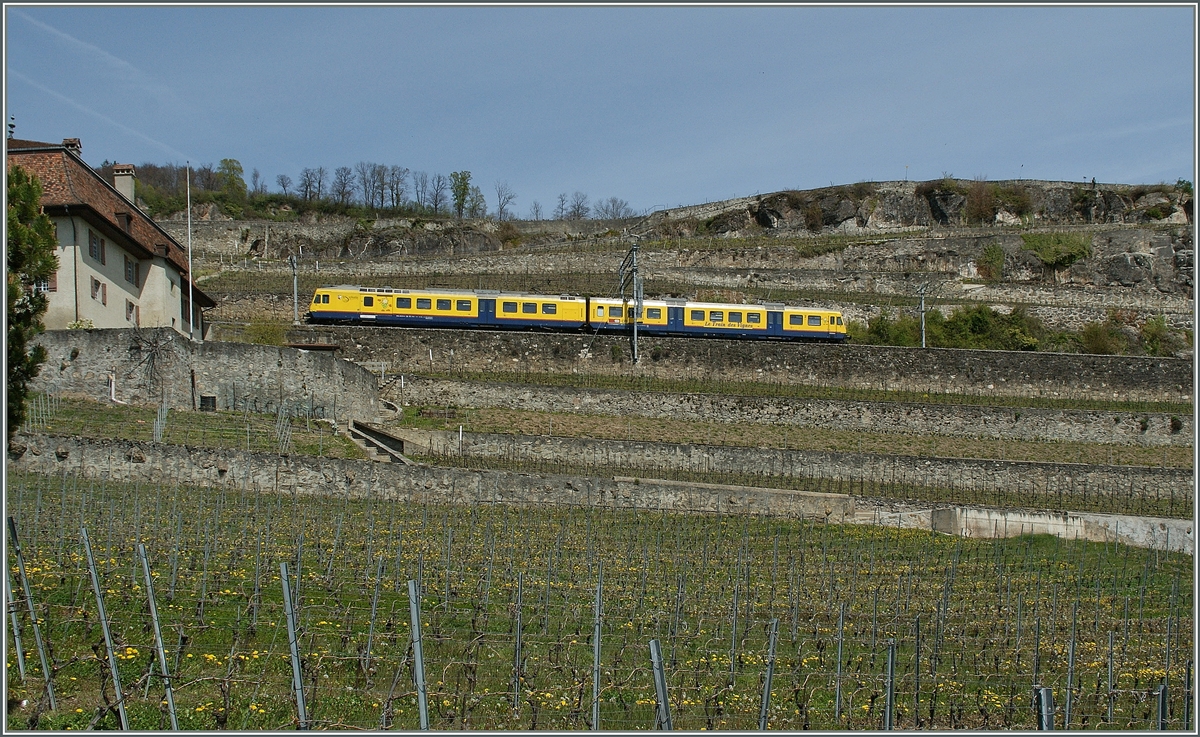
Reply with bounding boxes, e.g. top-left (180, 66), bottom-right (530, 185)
top-left (186, 162), bottom-right (194, 341)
